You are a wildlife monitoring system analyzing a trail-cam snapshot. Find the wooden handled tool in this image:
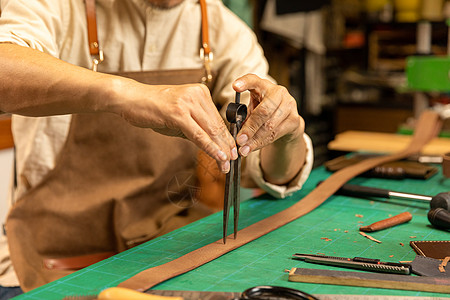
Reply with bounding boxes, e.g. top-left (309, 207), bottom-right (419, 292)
top-left (63, 287), bottom-right (184, 300)
top-left (359, 212), bottom-right (412, 232)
